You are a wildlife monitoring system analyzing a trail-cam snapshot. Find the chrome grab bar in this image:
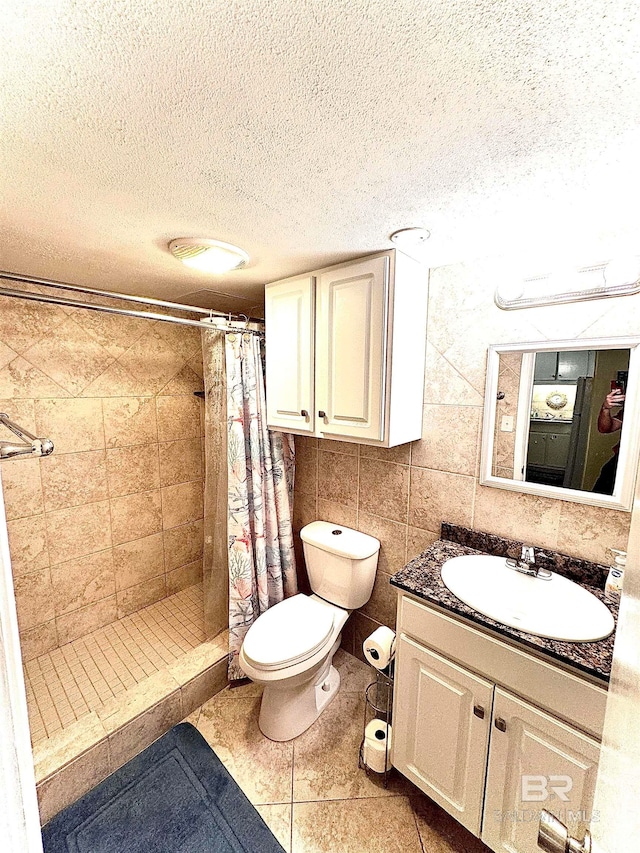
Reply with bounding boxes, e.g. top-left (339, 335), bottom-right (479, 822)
top-left (0, 413), bottom-right (54, 460)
